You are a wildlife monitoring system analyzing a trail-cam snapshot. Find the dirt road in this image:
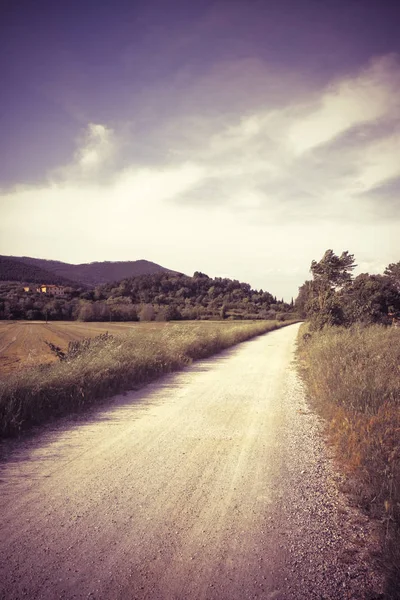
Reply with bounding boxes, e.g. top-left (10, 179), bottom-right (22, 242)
top-left (0, 324), bottom-right (383, 599)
